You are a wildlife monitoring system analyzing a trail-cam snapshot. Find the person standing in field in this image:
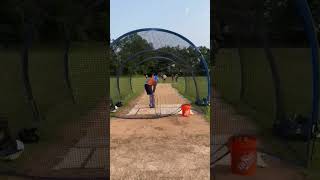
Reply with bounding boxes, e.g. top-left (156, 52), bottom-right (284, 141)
top-left (153, 72), bottom-right (159, 83)
top-left (175, 73), bottom-right (179, 82)
top-left (144, 72), bottom-right (157, 108)
top-left (162, 74), bottom-right (167, 82)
